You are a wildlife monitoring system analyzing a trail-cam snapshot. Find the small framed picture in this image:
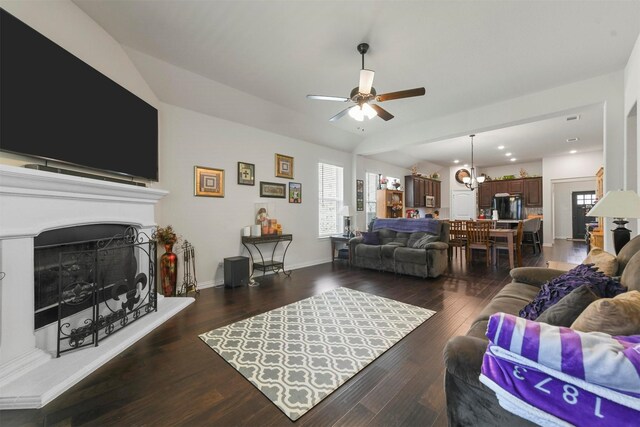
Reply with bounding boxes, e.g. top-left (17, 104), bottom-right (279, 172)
top-left (275, 153), bottom-right (294, 179)
top-left (356, 179), bottom-right (364, 211)
top-left (194, 166), bottom-right (224, 197)
top-left (260, 181), bottom-right (286, 198)
top-left (289, 182), bottom-right (302, 203)
top-left (237, 162), bottom-right (255, 186)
